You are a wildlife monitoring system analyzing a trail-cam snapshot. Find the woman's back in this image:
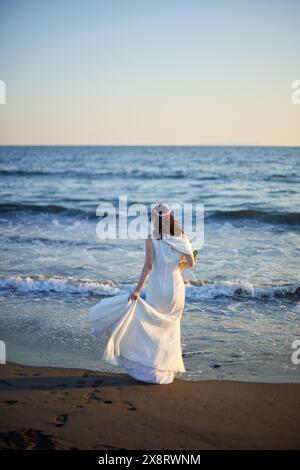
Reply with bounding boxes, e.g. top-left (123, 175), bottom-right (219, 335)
top-left (151, 237), bottom-right (182, 273)
top-left (145, 237), bottom-right (185, 316)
